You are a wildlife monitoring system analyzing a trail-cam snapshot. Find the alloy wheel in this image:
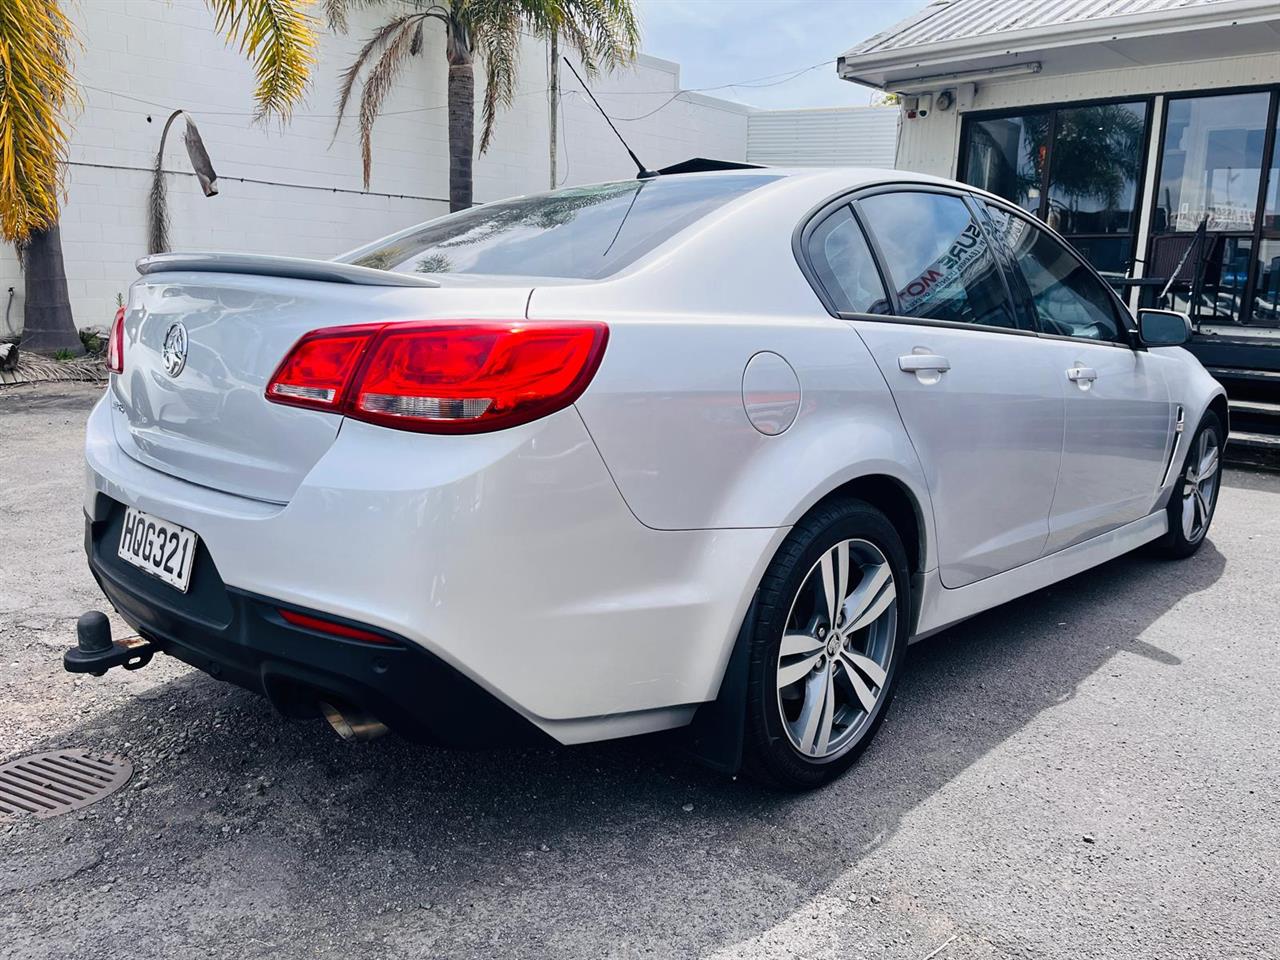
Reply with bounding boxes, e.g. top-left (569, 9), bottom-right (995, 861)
top-left (775, 538), bottom-right (897, 761)
top-left (1181, 428), bottom-right (1220, 543)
